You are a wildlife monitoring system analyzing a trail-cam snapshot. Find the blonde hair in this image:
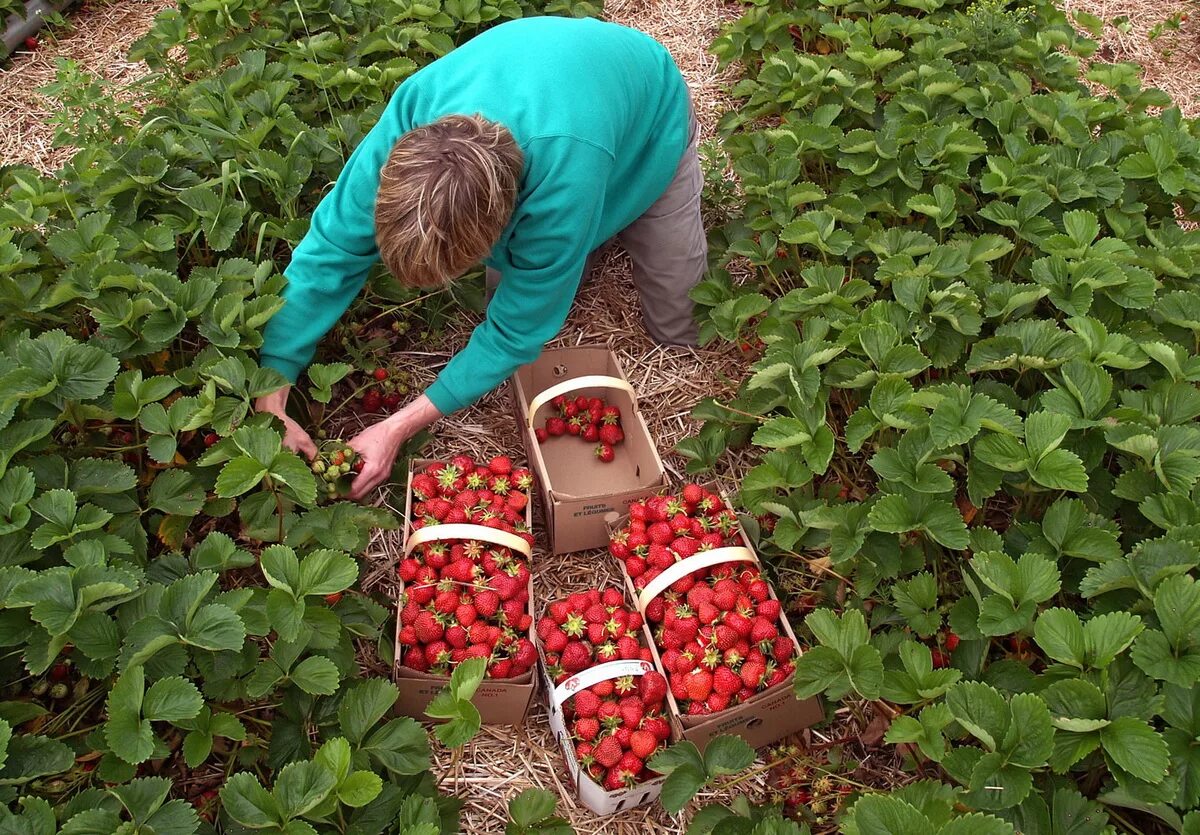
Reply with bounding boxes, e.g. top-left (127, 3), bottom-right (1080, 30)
top-left (375, 115), bottom-right (522, 288)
